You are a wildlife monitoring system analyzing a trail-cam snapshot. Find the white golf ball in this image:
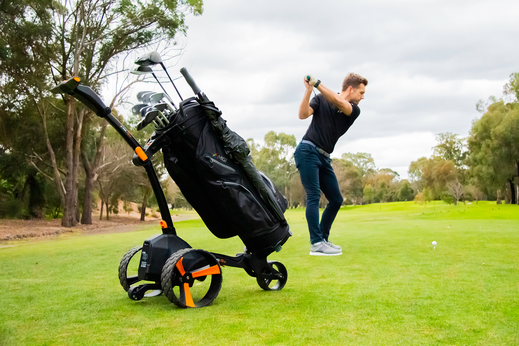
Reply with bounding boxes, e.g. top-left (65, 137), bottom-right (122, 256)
top-left (432, 241), bottom-right (437, 246)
